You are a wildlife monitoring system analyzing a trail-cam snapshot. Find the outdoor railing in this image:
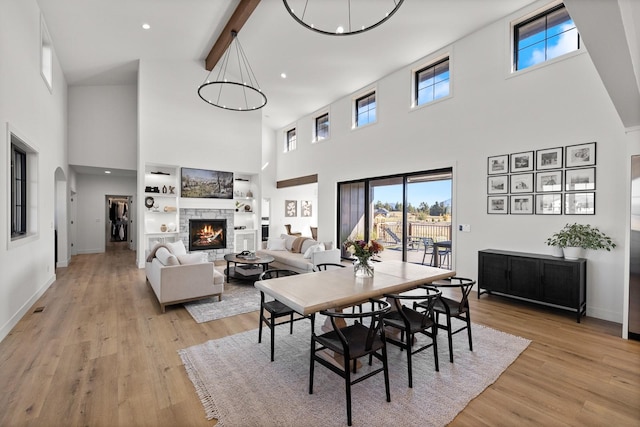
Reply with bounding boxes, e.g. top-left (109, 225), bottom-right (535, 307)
top-left (376, 222), bottom-right (451, 243)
